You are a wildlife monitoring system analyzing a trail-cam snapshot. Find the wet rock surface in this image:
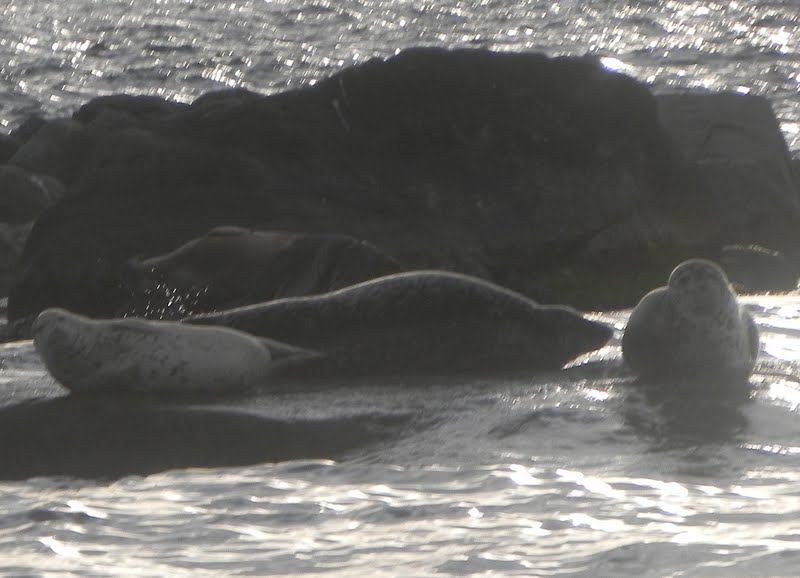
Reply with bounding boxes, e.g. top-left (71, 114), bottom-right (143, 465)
top-left (3, 47), bottom-right (800, 331)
